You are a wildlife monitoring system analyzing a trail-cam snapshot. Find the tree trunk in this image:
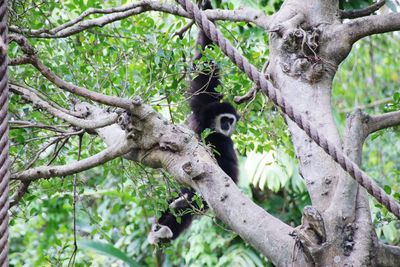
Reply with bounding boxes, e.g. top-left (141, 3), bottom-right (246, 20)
top-left (265, 0), bottom-right (381, 265)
